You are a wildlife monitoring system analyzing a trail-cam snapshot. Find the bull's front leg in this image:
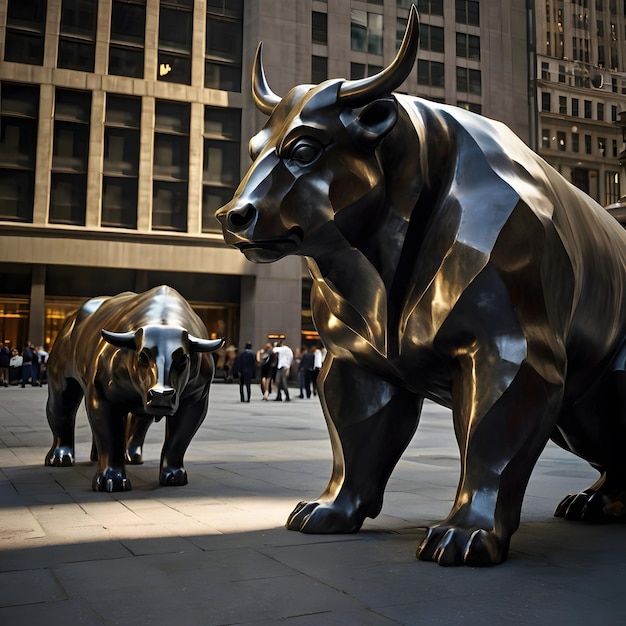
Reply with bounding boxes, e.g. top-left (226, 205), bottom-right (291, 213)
top-left (287, 356), bottom-right (423, 533)
top-left (417, 352), bottom-right (564, 566)
top-left (160, 394), bottom-right (209, 486)
top-left (86, 396), bottom-right (131, 492)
